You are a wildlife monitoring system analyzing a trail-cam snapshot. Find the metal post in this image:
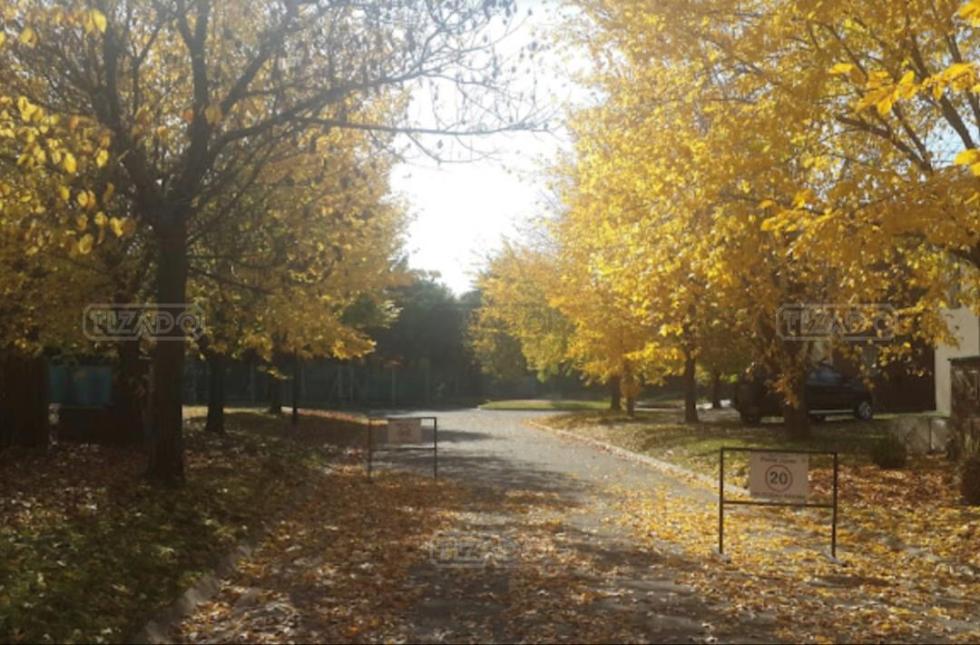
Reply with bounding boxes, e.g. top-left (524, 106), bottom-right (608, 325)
top-left (831, 451), bottom-right (838, 558)
top-left (433, 417), bottom-right (439, 480)
top-left (718, 448), bottom-right (725, 554)
top-left (367, 420), bottom-right (373, 480)
top-left (291, 356), bottom-right (299, 427)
